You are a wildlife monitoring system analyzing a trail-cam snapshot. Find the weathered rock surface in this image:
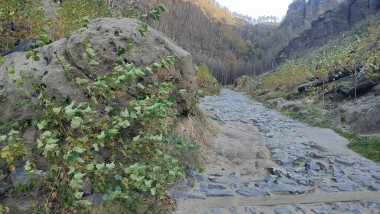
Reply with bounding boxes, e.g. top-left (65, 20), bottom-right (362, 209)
top-left (277, 0), bottom-right (380, 63)
top-left (234, 75), bottom-right (258, 91)
top-left (328, 95), bottom-right (380, 135)
top-left (0, 18), bottom-right (198, 122)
